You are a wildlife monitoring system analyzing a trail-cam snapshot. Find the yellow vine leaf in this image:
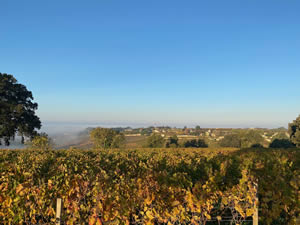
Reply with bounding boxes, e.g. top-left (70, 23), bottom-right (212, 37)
top-left (246, 208), bottom-right (254, 217)
top-left (144, 195), bottom-right (152, 206)
top-left (89, 217), bottom-right (96, 225)
top-left (96, 218), bottom-right (102, 225)
top-left (146, 211), bottom-right (155, 220)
